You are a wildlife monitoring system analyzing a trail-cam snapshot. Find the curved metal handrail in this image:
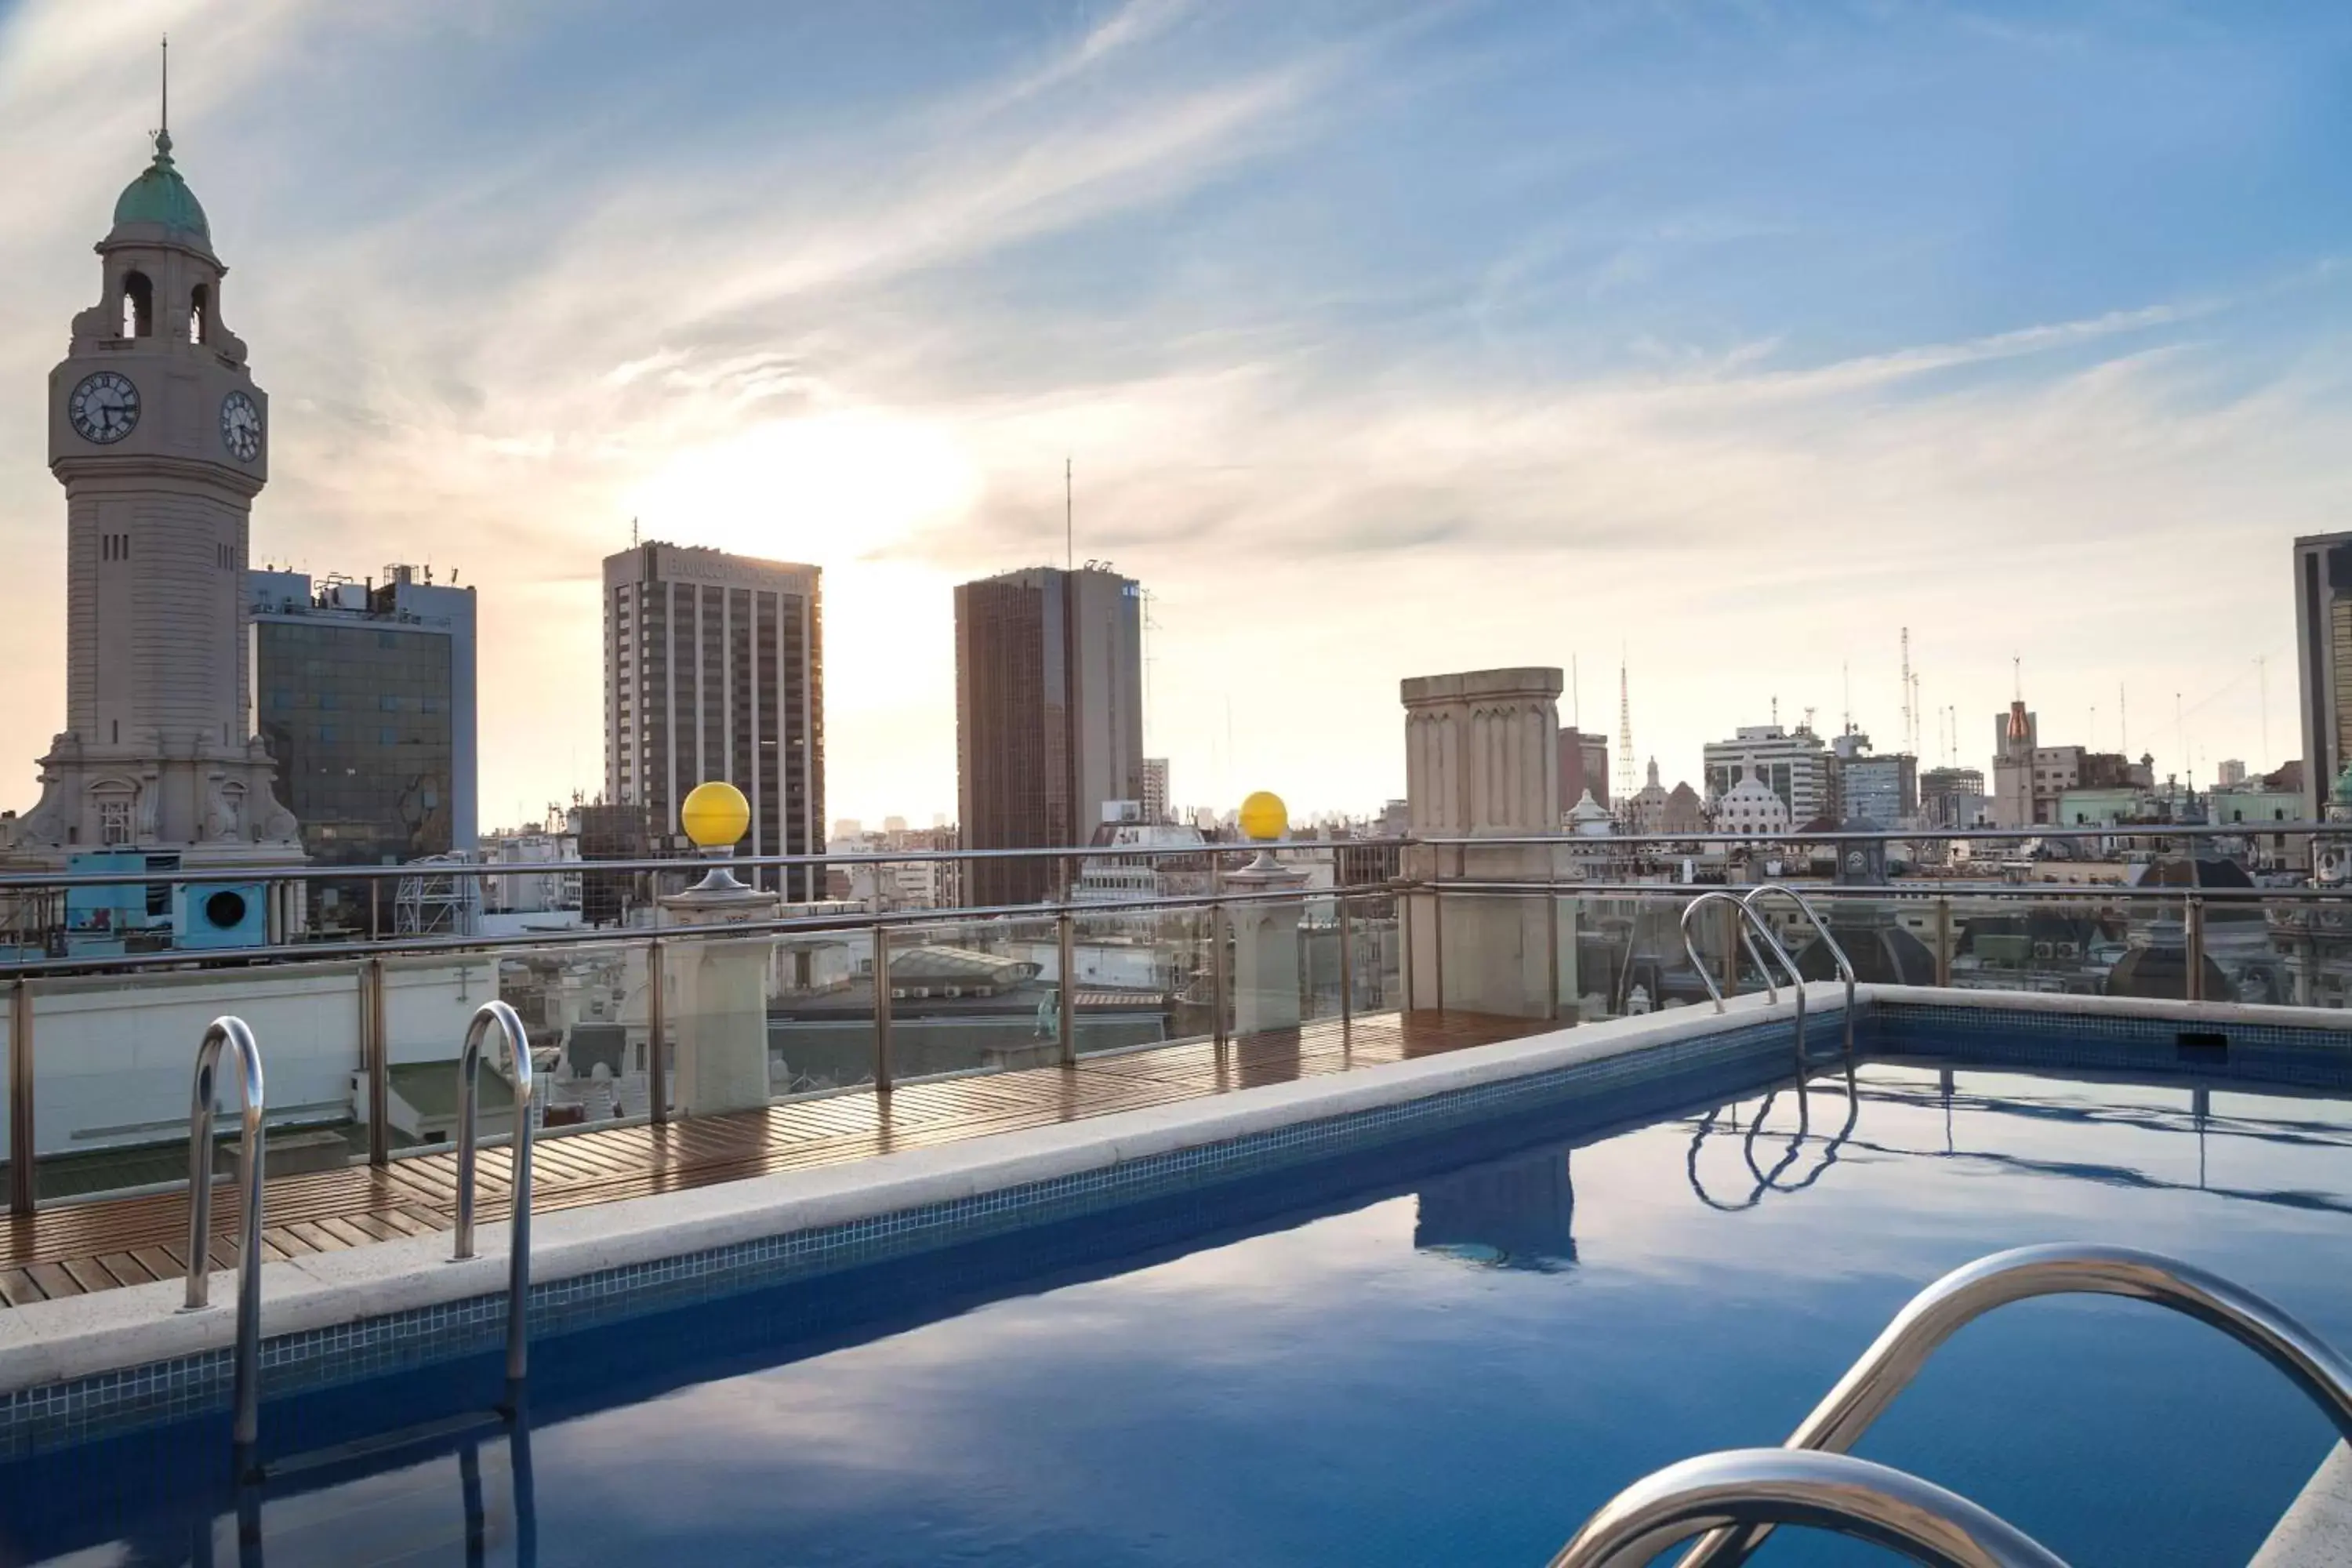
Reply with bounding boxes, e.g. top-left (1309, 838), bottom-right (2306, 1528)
top-left (1550, 1447), bottom-right (2070, 1567)
top-left (1679, 891), bottom-right (1807, 1061)
top-left (1677, 1243), bottom-right (2352, 1568)
top-left (455, 999), bottom-right (535, 1387)
top-left (1740, 884), bottom-right (1856, 1056)
top-left (185, 1015), bottom-right (266, 1459)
